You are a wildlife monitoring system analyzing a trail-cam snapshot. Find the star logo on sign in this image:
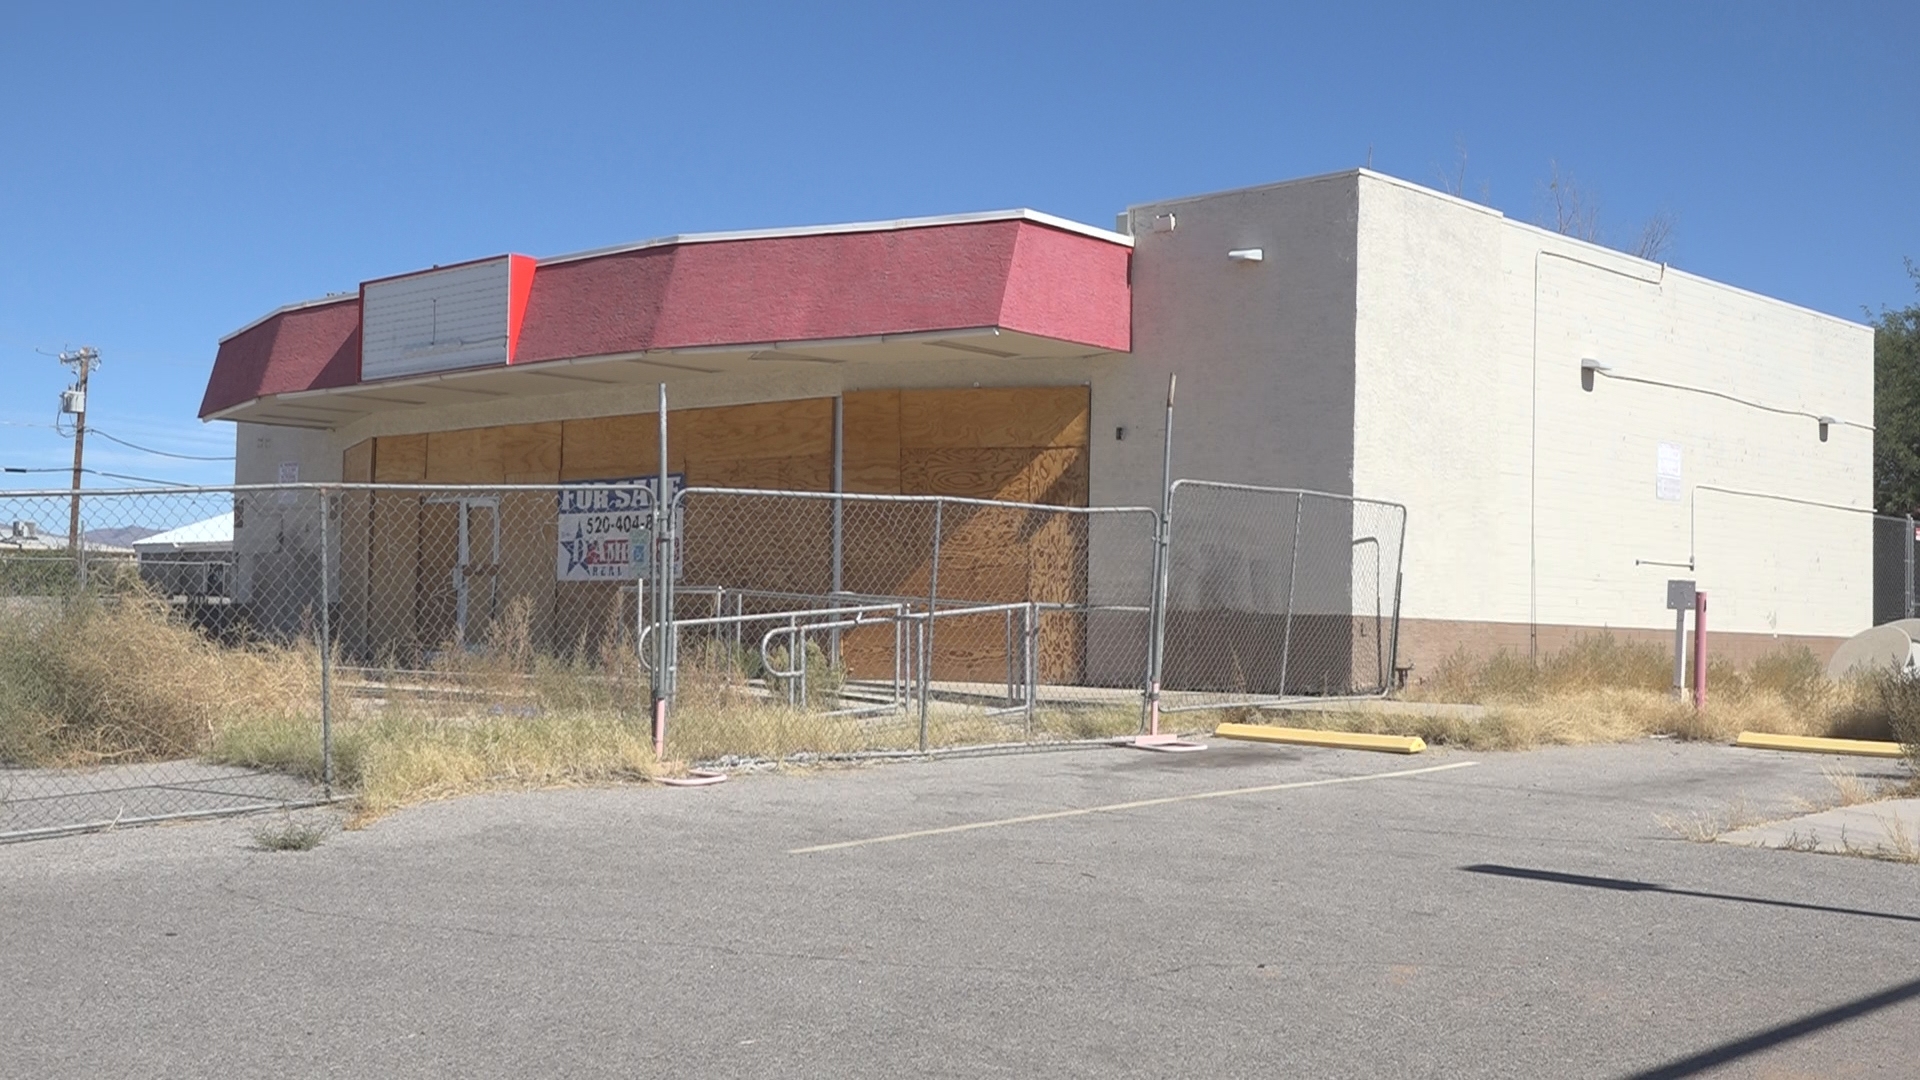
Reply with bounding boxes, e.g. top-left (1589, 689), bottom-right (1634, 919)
top-left (561, 521), bottom-right (591, 575)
